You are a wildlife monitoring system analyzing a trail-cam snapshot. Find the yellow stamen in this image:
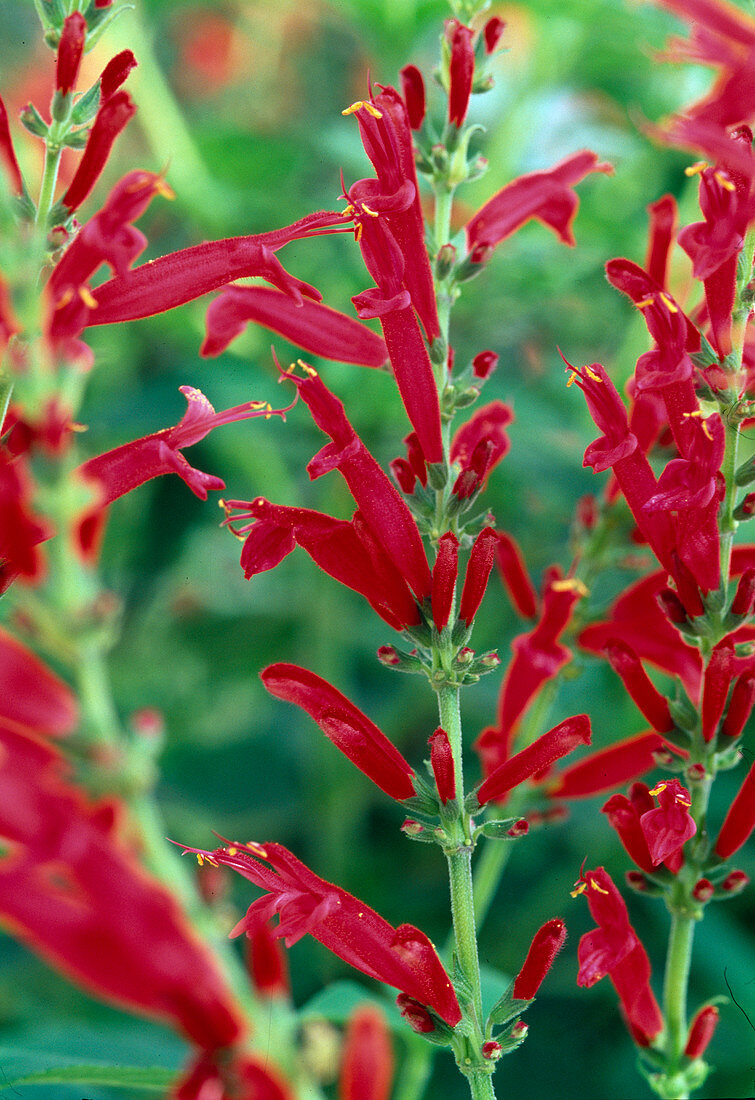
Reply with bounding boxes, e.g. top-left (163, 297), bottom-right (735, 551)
top-left (354, 222), bottom-right (363, 242)
top-left (55, 287), bottom-right (74, 310)
top-left (297, 358), bottom-right (318, 378)
top-left (702, 419), bottom-right (713, 441)
top-left (552, 577), bottom-right (590, 597)
top-left (155, 177), bottom-right (175, 200)
top-left (648, 782), bottom-right (667, 796)
top-left (584, 365), bottom-right (602, 382)
top-left (685, 161), bottom-right (708, 176)
top-left (713, 170), bottom-right (736, 192)
top-left (659, 292), bottom-right (678, 313)
top-left (570, 881), bottom-right (587, 898)
top-left (636, 296), bottom-right (655, 309)
top-left (589, 879), bottom-right (609, 895)
top-left (246, 841), bottom-right (268, 858)
top-left (341, 203), bottom-right (355, 216)
top-left (566, 370), bottom-right (577, 387)
top-left (342, 100), bottom-right (383, 118)
top-left (226, 847), bottom-right (238, 856)
top-left (79, 285), bottom-right (98, 309)
top-left (683, 410), bottom-right (703, 418)
top-left (361, 203), bottom-right (380, 218)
